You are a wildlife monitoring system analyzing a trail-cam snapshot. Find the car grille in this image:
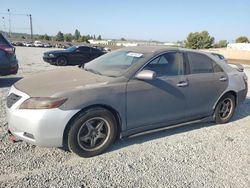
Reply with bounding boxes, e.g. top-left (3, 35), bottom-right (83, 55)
top-left (6, 93), bottom-right (22, 108)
